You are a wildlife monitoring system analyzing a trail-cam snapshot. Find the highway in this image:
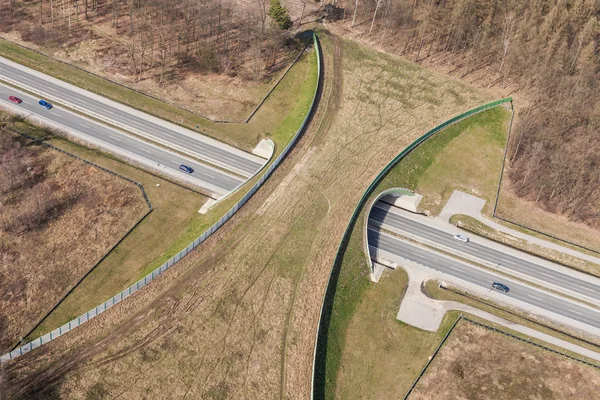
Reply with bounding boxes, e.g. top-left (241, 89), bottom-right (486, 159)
top-left (0, 84), bottom-right (243, 196)
top-left (0, 56), bottom-right (264, 177)
top-left (370, 202), bottom-right (600, 303)
top-left (368, 228), bottom-right (600, 330)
